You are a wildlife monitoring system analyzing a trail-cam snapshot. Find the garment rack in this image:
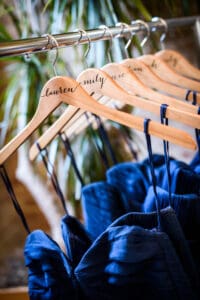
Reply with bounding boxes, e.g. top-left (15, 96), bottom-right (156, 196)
top-left (0, 15), bottom-right (200, 58)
